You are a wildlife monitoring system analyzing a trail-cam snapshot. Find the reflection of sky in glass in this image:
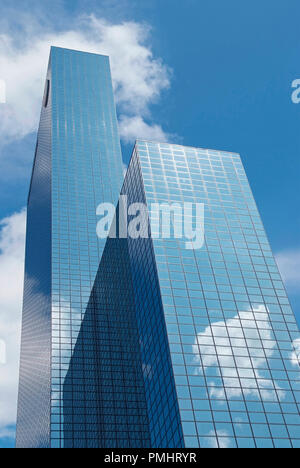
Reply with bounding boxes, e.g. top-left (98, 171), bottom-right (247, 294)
top-left (136, 140), bottom-right (300, 449)
top-left (16, 61), bottom-right (52, 448)
top-left (192, 306), bottom-right (300, 447)
top-left (50, 48), bottom-right (123, 448)
top-left (123, 148), bottom-right (185, 448)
